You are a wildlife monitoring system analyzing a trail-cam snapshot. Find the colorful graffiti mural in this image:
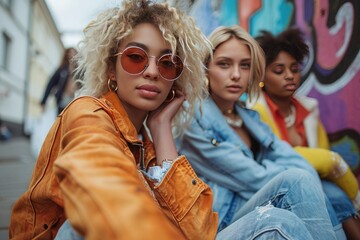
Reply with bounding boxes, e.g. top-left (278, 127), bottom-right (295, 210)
top-left (189, 0), bottom-right (360, 176)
